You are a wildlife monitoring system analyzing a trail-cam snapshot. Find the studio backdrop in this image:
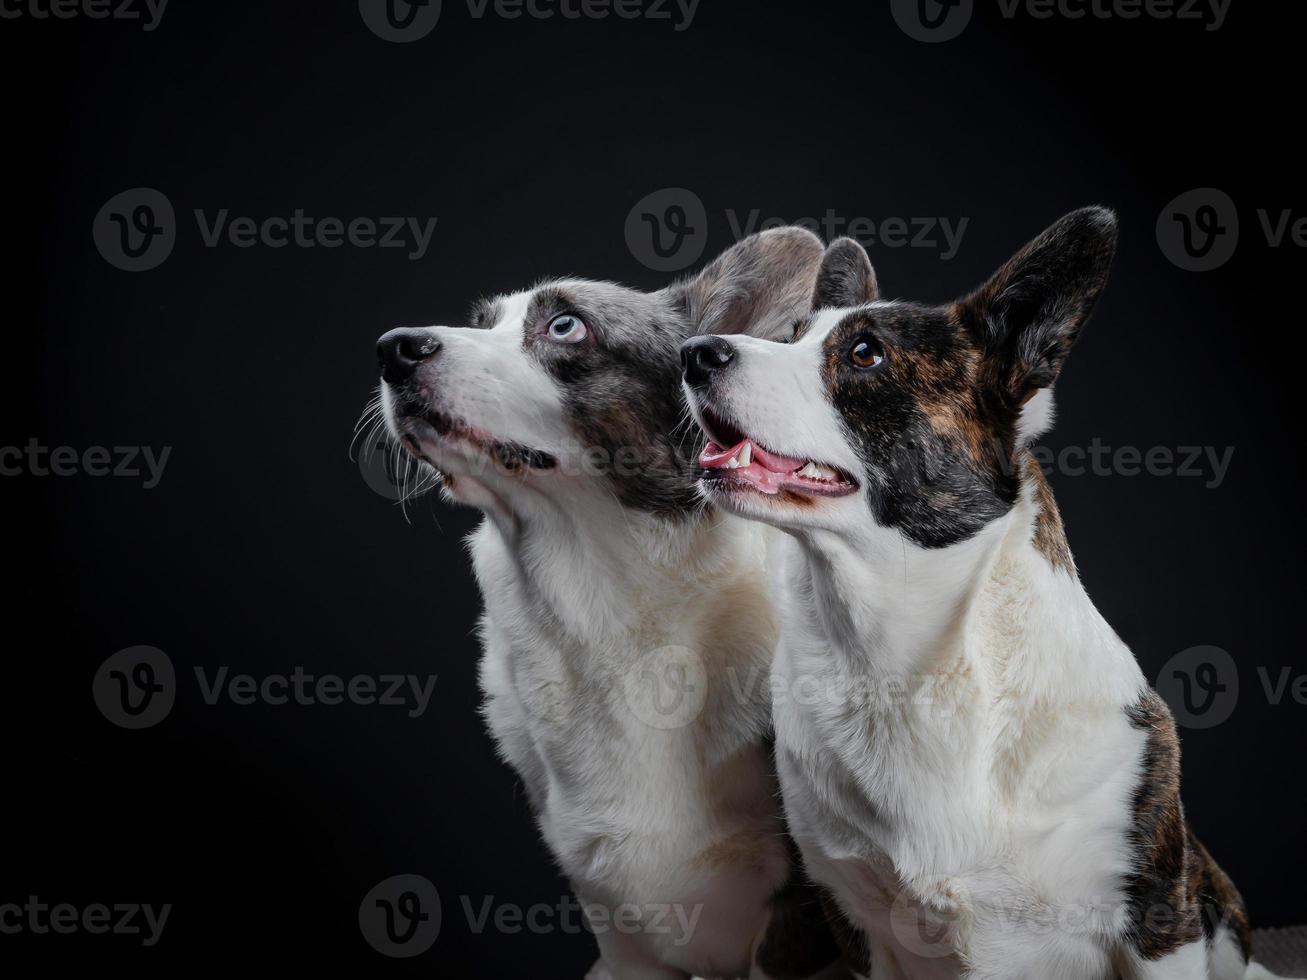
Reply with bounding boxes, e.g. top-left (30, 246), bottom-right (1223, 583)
top-left (6, 0), bottom-right (1305, 974)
